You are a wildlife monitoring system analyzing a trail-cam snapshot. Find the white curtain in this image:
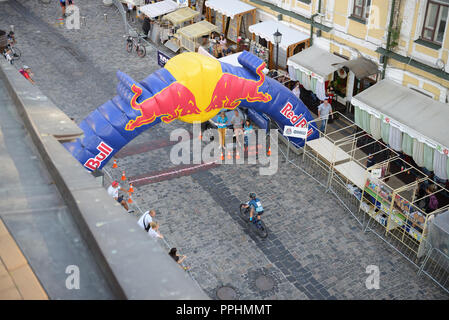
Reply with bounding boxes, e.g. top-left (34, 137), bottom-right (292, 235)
top-left (412, 139), bottom-right (425, 168)
top-left (315, 79), bottom-right (327, 100)
top-left (370, 115), bottom-right (381, 140)
top-left (302, 73), bottom-right (311, 91)
top-left (288, 65), bottom-right (297, 80)
top-left (433, 151), bottom-right (448, 181)
top-left (388, 125), bottom-right (402, 151)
